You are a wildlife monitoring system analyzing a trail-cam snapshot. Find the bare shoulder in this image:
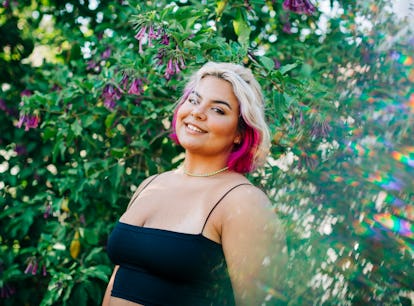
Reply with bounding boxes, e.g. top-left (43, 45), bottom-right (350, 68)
top-left (219, 181), bottom-right (285, 242)
top-left (221, 182), bottom-right (273, 217)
